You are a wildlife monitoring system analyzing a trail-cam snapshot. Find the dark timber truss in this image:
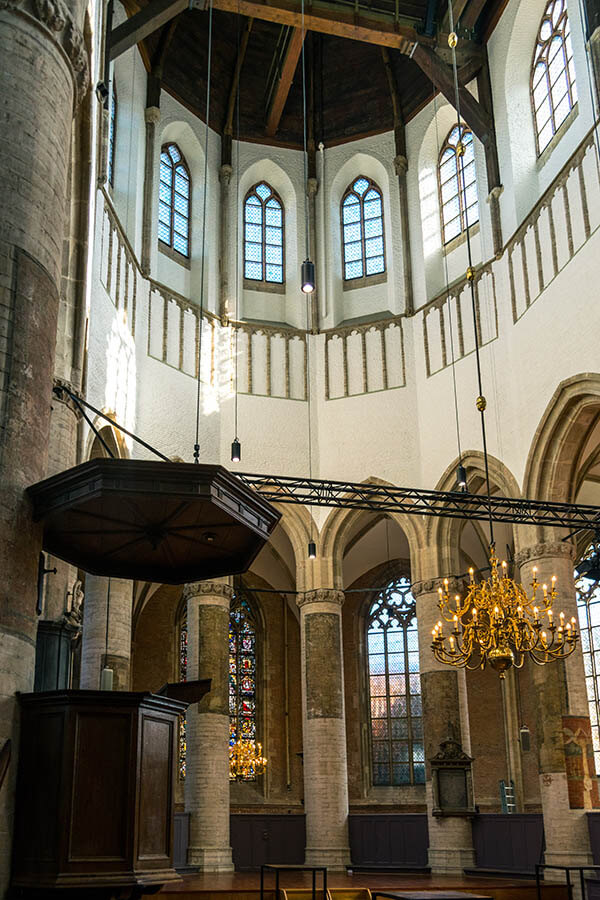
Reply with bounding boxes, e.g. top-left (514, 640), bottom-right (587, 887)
top-left (235, 472), bottom-right (600, 532)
